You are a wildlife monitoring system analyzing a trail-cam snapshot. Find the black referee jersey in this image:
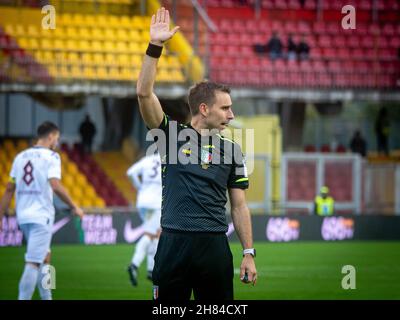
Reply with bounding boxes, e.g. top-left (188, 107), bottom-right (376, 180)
top-left (152, 113), bottom-right (249, 233)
